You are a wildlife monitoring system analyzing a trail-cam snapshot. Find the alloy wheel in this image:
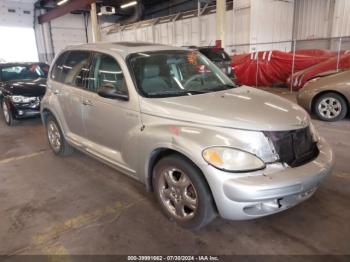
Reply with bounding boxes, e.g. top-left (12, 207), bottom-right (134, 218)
top-left (2, 101), bottom-right (10, 123)
top-left (47, 121), bottom-right (62, 152)
top-left (158, 167), bottom-right (198, 220)
top-left (317, 97), bottom-right (342, 120)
